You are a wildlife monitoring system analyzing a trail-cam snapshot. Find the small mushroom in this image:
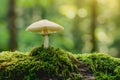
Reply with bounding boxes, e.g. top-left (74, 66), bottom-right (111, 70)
top-left (26, 19), bottom-right (64, 48)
